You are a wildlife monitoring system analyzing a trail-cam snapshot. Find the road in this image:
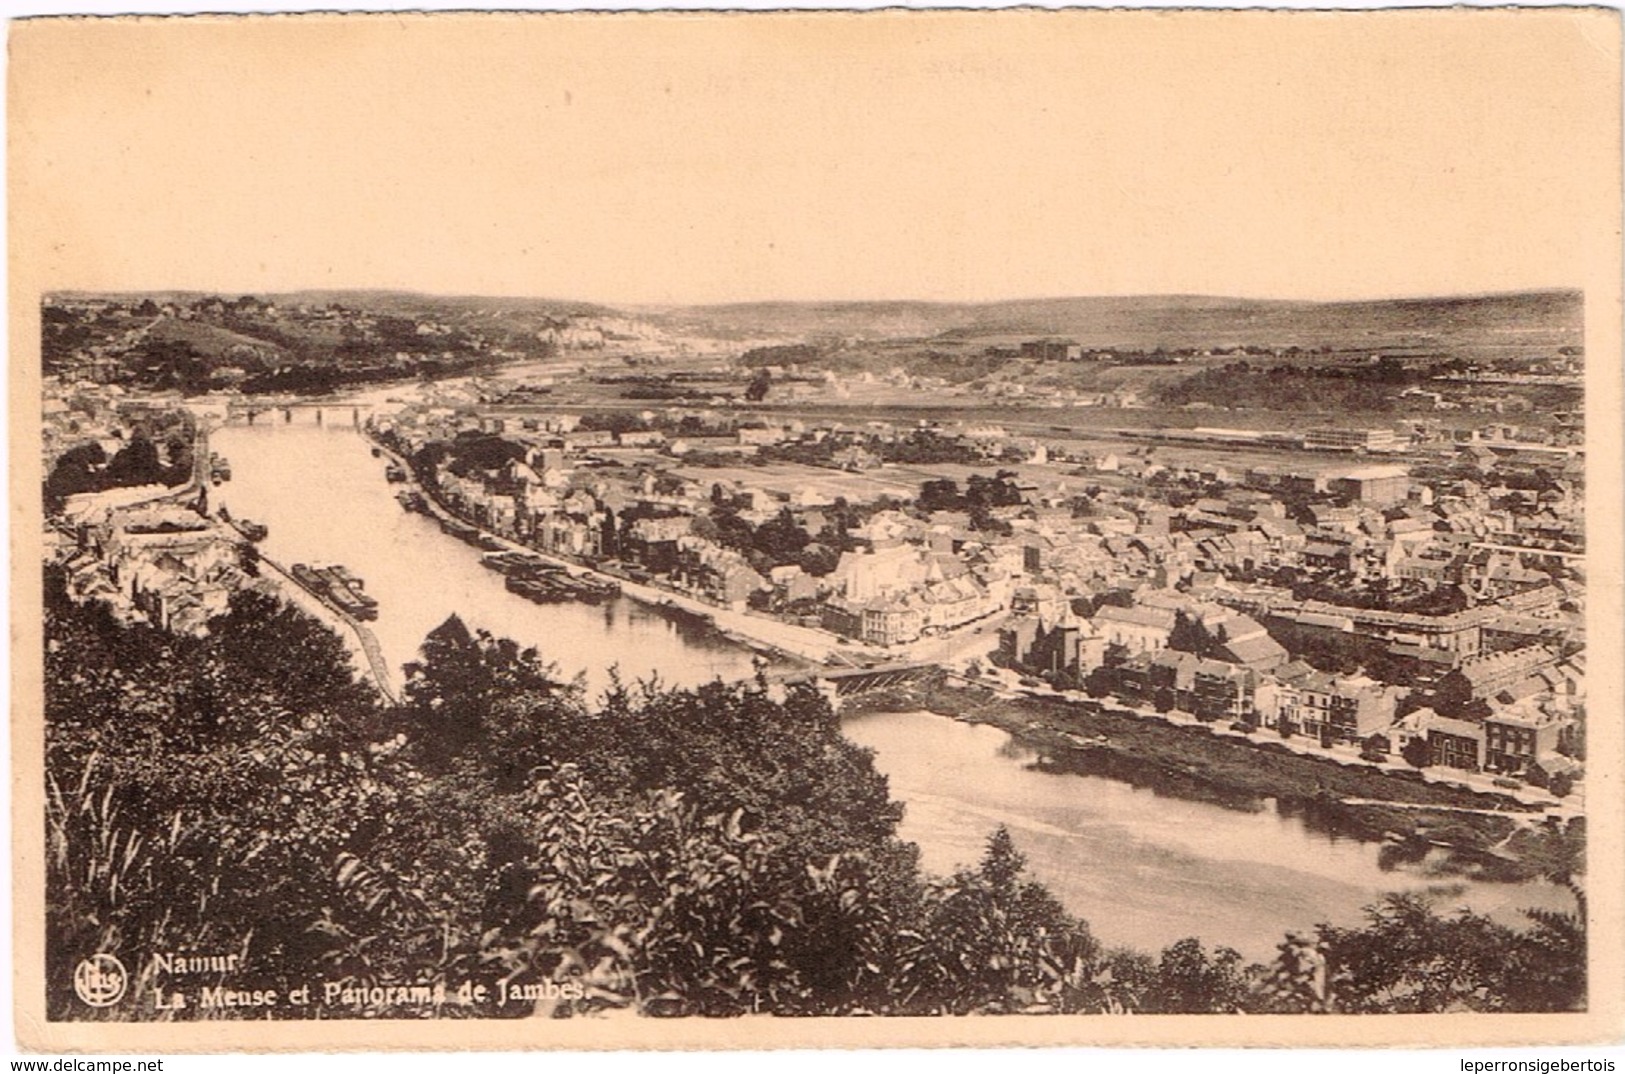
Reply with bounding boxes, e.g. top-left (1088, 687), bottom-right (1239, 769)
top-left (895, 616), bottom-right (1004, 670)
top-left (1469, 541), bottom-right (1584, 562)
